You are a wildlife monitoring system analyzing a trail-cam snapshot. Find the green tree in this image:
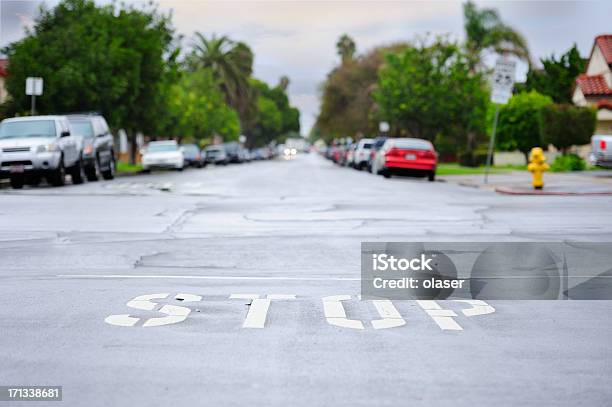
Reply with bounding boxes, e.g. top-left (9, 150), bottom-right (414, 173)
top-left (336, 34), bottom-right (356, 64)
top-left (374, 38), bottom-right (489, 150)
top-left (463, 1), bottom-right (530, 70)
top-left (250, 78), bottom-right (300, 146)
top-left (2, 0), bottom-right (176, 161)
top-left (251, 96), bottom-right (282, 147)
top-left (496, 91), bottom-right (553, 159)
top-left (521, 45), bottom-right (585, 104)
top-left (539, 104), bottom-right (596, 154)
top-left (188, 33), bottom-right (254, 128)
top-left (316, 42), bottom-right (410, 141)
top-left (164, 69), bottom-right (240, 143)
